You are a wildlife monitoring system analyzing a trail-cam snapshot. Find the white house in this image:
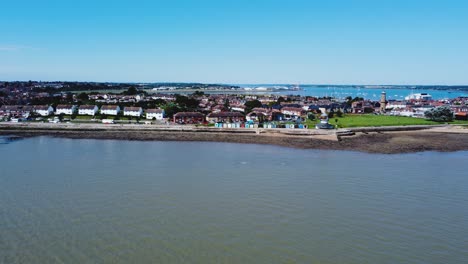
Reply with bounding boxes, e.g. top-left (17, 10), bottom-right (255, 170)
top-left (123, 107), bottom-right (143, 117)
top-left (34, 105), bottom-right (54, 116)
top-left (230, 105), bottom-right (246, 112)
top-left (146, 109), bottom-right (165, 120)
top-left (55, 105), bottom-right (77, 115)
top-left (280, 107), bottom-right (304, 116)
top-left (78, 105), bottom-right (99, 116)
top-left (100, 105), bottom-right (120, 116)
